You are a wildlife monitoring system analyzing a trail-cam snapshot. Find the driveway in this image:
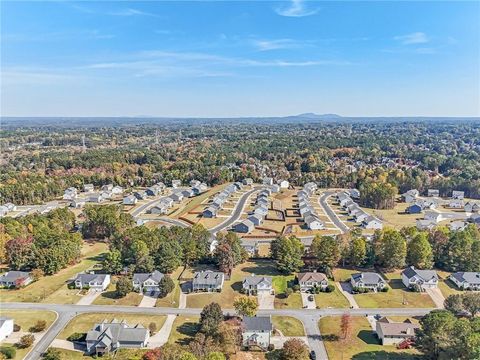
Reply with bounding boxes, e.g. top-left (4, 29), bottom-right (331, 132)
top-left (425, 288), bottom-right (445, 309)
top-left (336, 282), bottom-right (359, 309)
top-left (139, 292), bottom-right (159, 308)
top-left (76, 290), bottom-right (102, 305)
top-left (257, 291), bottom-right (274, 310)
top-left (49, 339), bottom-right (85, 352)
top-left (301, 292), bottom-right (316, 309)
